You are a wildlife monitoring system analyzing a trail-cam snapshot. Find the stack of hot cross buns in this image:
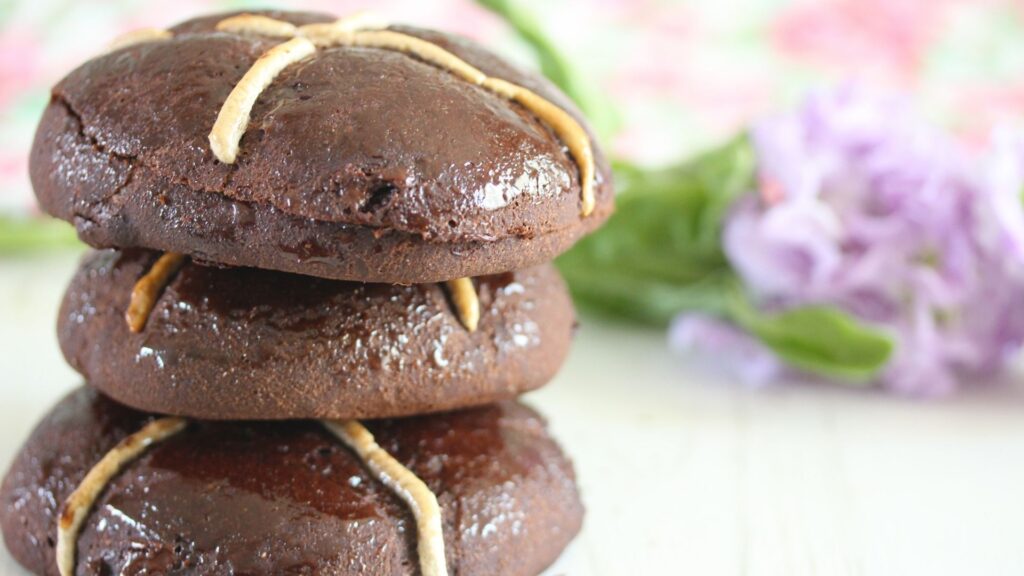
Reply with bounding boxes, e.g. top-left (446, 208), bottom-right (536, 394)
top-left (0, 10), bottom-right (613, 576)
